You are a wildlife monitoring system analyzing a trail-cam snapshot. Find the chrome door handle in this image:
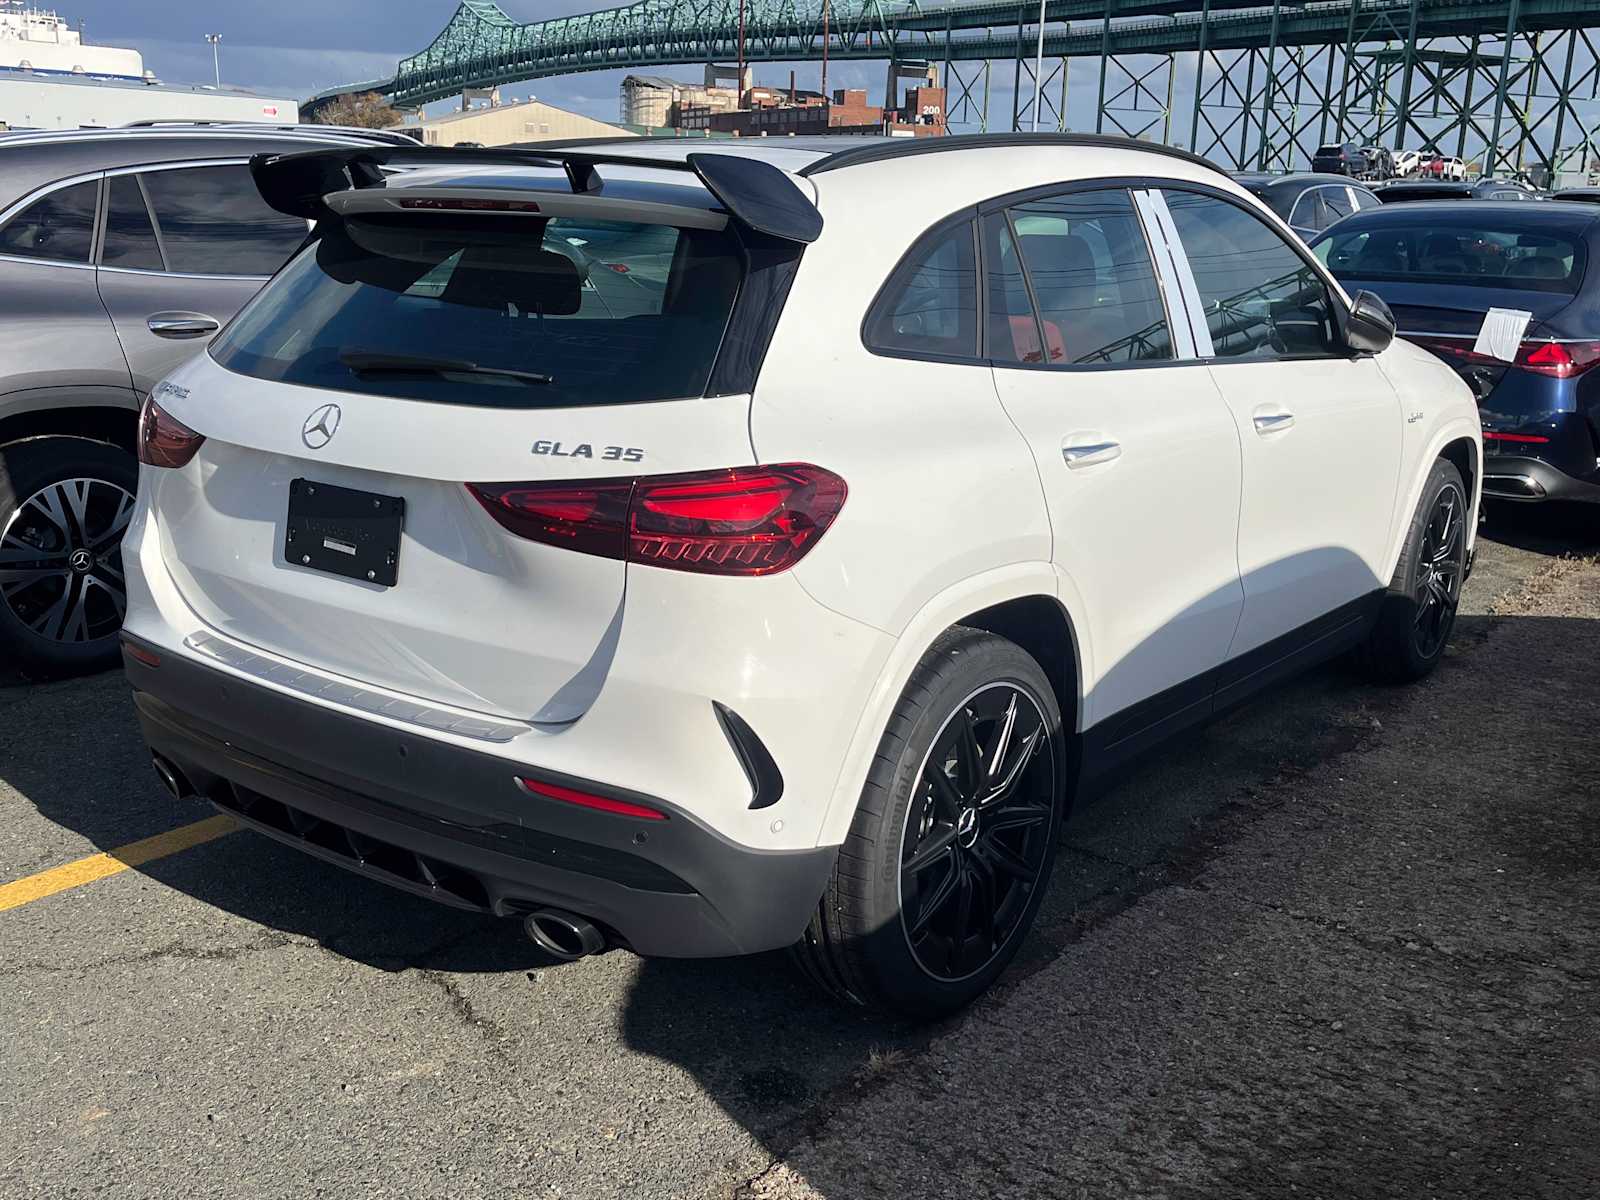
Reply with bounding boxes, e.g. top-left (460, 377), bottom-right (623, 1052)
top-left (1252, 411), bottom-right (1296, 434)
top-left (147, 312), bottom-right (220, 340)
top-left (1062, 440), bottom-right (1122, 469)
